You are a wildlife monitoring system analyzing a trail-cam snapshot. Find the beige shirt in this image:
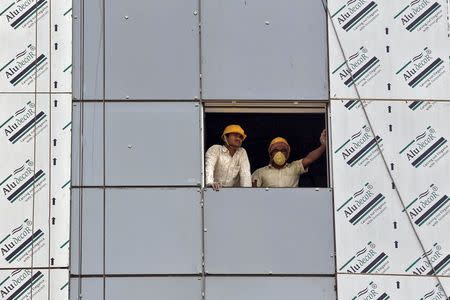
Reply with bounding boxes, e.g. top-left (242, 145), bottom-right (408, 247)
top-left (205, 145), bottom-right (252, 187)
top-left (252, 159), bottom-right (308, 188)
